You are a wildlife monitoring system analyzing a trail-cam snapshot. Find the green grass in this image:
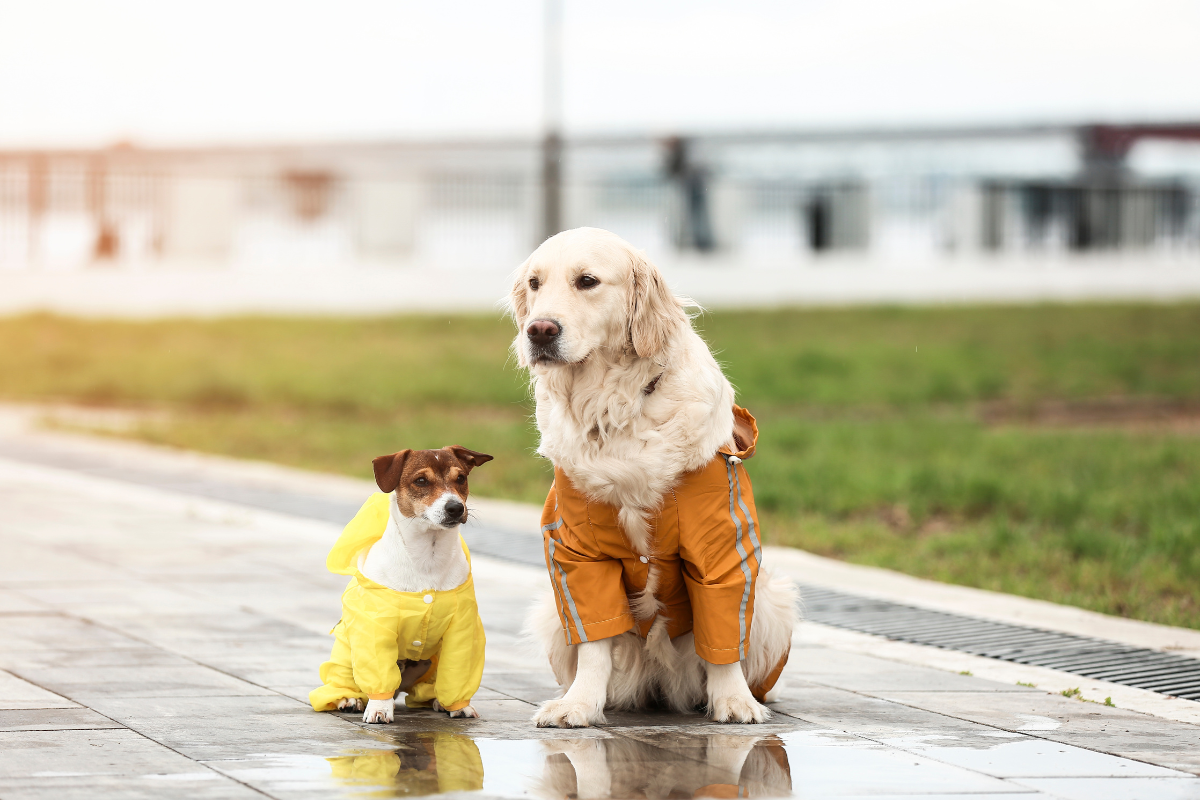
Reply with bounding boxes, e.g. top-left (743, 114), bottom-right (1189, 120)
top-left (2, 304), bottom-right (1198, 628)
